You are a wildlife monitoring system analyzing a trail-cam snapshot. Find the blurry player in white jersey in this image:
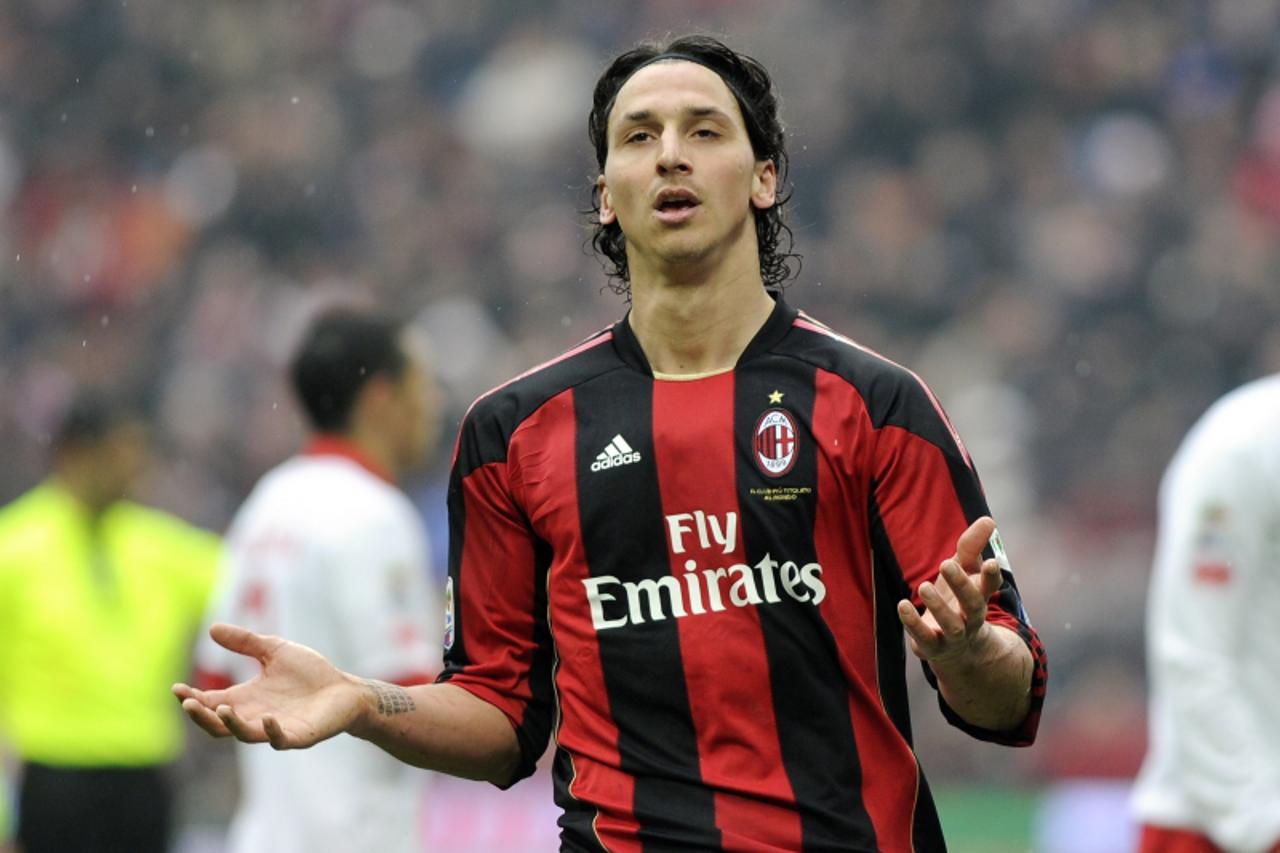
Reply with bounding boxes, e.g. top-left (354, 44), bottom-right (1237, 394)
top-left (195, 307), bottom-right (445, 853)
top-left (1132, 373), bottom-right (1280, 853)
